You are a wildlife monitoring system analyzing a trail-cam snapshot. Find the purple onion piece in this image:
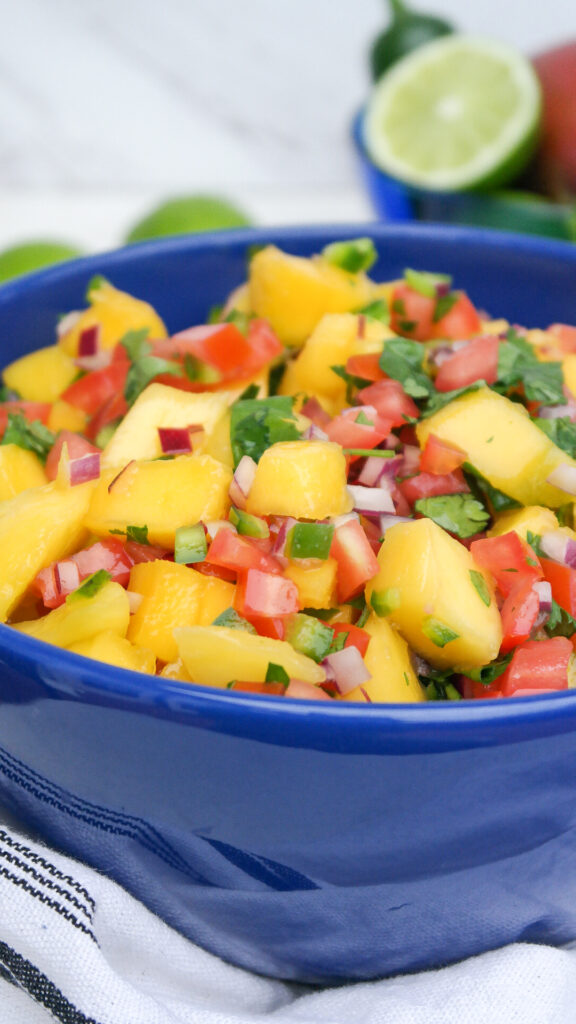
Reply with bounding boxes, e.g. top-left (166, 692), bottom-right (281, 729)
top-left (323, 646), bottom-right (371, 695)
